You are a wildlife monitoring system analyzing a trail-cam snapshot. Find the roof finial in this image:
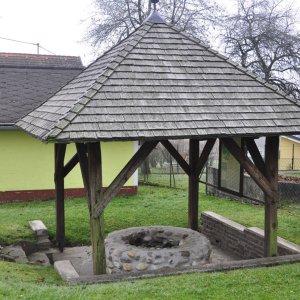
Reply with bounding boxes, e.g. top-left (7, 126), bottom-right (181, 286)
top-left (151, 0), bottom-right (159, 11)
top-left (144, 0), bottom-right (165, 24)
